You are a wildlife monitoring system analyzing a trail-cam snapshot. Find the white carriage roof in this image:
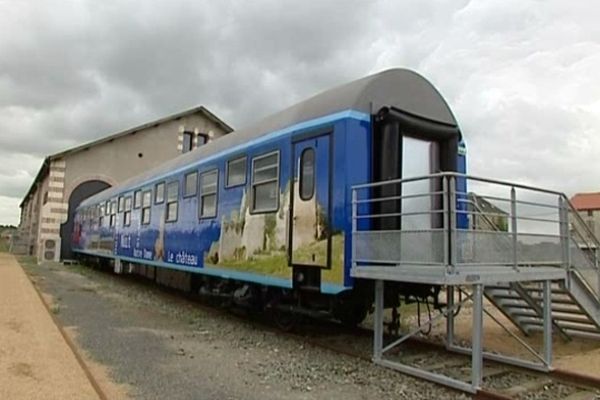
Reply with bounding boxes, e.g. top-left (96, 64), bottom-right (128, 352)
top-left (81, 68), bottom-right (459, 207)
